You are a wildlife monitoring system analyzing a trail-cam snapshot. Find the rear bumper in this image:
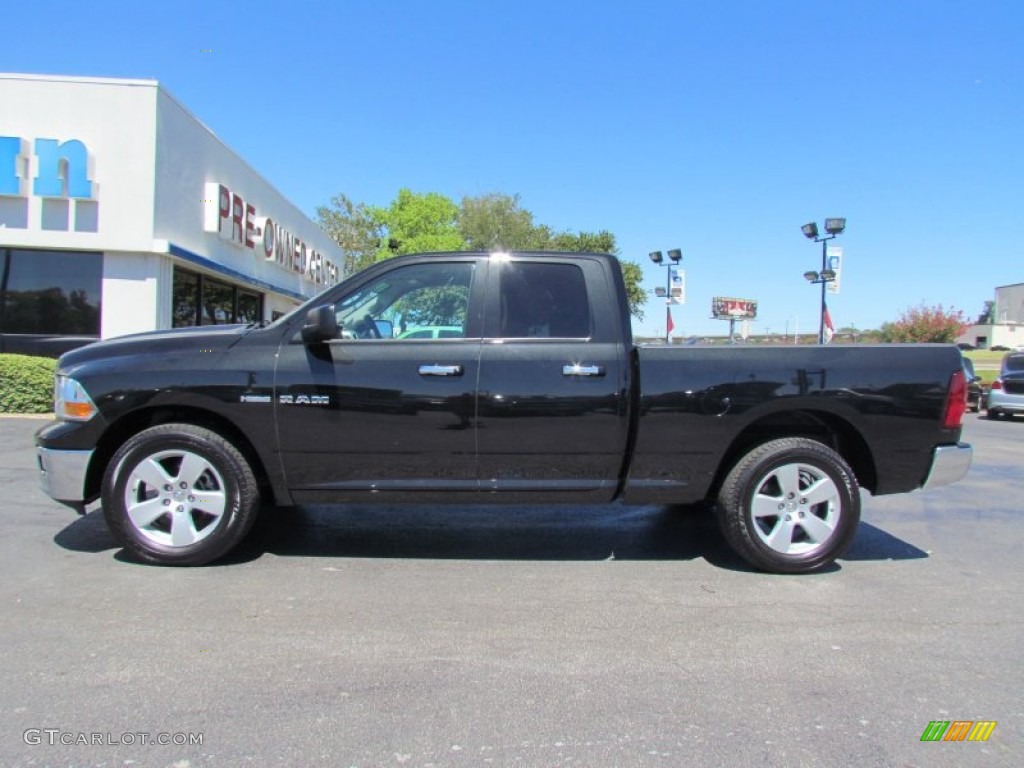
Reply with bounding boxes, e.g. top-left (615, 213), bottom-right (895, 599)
top-left (37, 447), bottom-right (93, 509)
top-left (922, 443), bottom-right (972, 489)
top-left (986, 389), bottom-right (1024, 413)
